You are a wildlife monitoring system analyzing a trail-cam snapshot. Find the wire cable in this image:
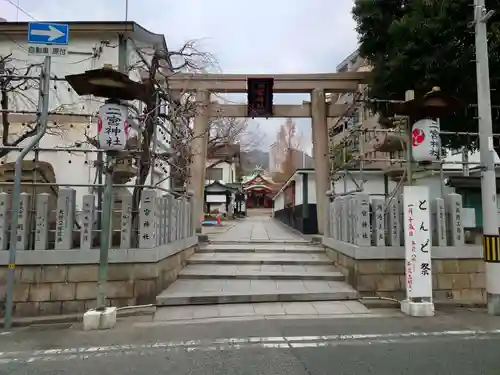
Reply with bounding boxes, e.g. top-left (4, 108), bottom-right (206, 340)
top-left (3, 0), bottom-right (37, 20)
